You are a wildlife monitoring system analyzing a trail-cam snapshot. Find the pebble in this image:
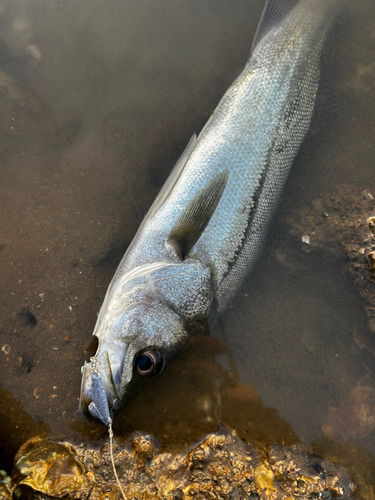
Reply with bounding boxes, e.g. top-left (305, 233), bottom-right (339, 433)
top-left (1, 344), bottom-right (10, 355)
top-left (33, 387), bottom-right (44, 399)
top-left (302, 235), bottom-right (310, 245)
